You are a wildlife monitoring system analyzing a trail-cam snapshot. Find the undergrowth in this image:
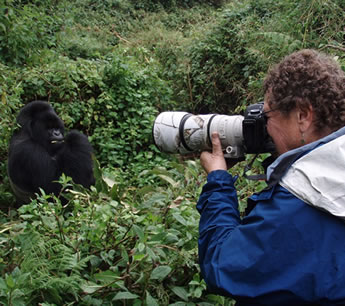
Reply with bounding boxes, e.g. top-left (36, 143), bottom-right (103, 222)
top-left (0, 0), bottom-right (344, 304)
